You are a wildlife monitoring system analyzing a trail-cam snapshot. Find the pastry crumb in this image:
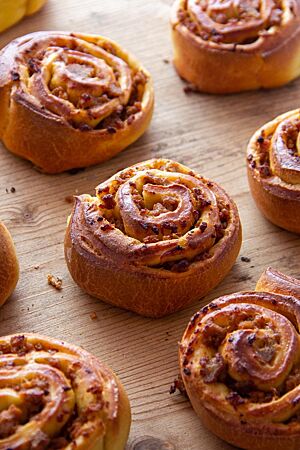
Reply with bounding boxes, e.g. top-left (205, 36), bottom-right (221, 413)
top-left (183, 83), bottom-right (198, 94)
top-left (241, 256), bottom-right (251, 263)
top-left (90, 311), bottom-right (98, 320)
top-left (47, 274), bottom-right (62, 290)
top-left (34, 265), bottom-right (39, 270)
top-left (169, 376), bottom-right (187, 396)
